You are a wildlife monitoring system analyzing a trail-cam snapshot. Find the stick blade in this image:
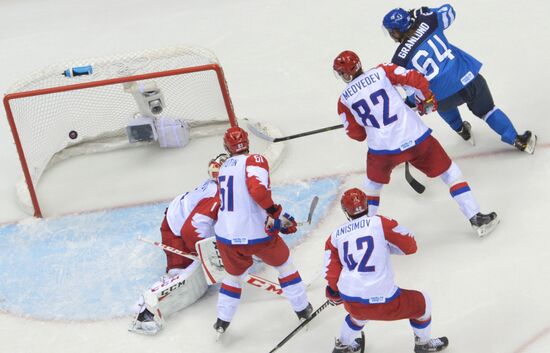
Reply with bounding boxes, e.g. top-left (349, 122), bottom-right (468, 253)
top-left (404, 162), bottom-right (426, 194)
top-left (246, 123), bottom-right (275, 142)
top-left (306, 196), bottom-right (319, 224)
